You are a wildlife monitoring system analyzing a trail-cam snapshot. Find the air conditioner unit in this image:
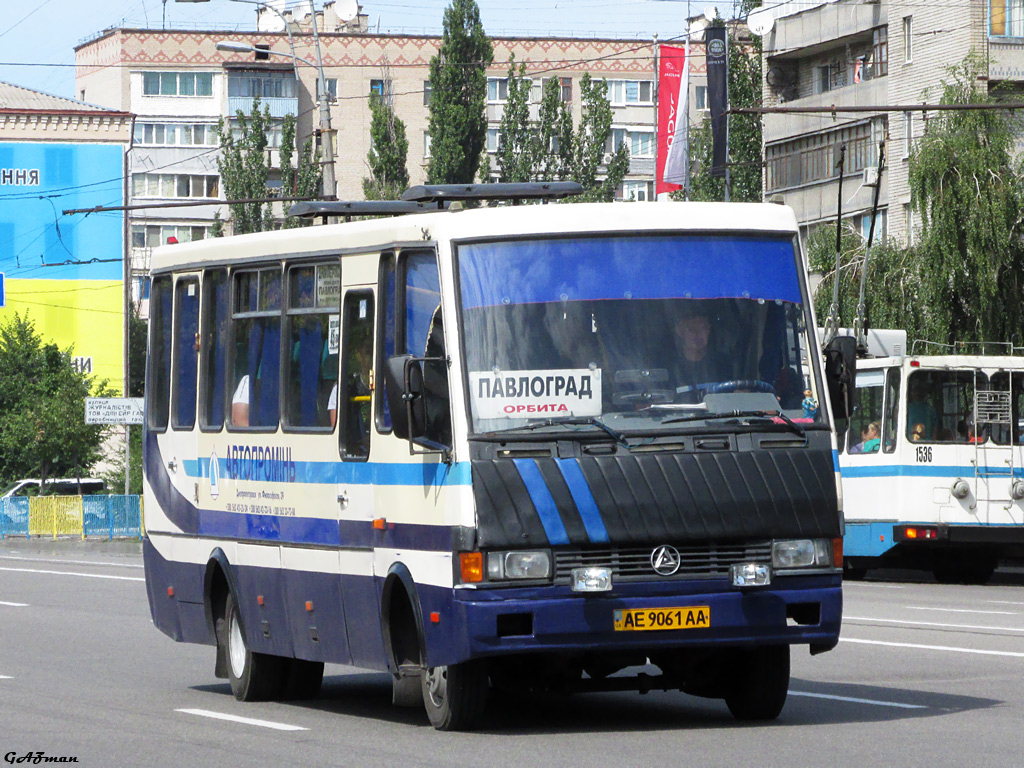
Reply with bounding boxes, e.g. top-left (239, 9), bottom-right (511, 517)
top-left (602, 152), bottom-right (614, 165)
top-left (863, 166), bottom-right (878, 186)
